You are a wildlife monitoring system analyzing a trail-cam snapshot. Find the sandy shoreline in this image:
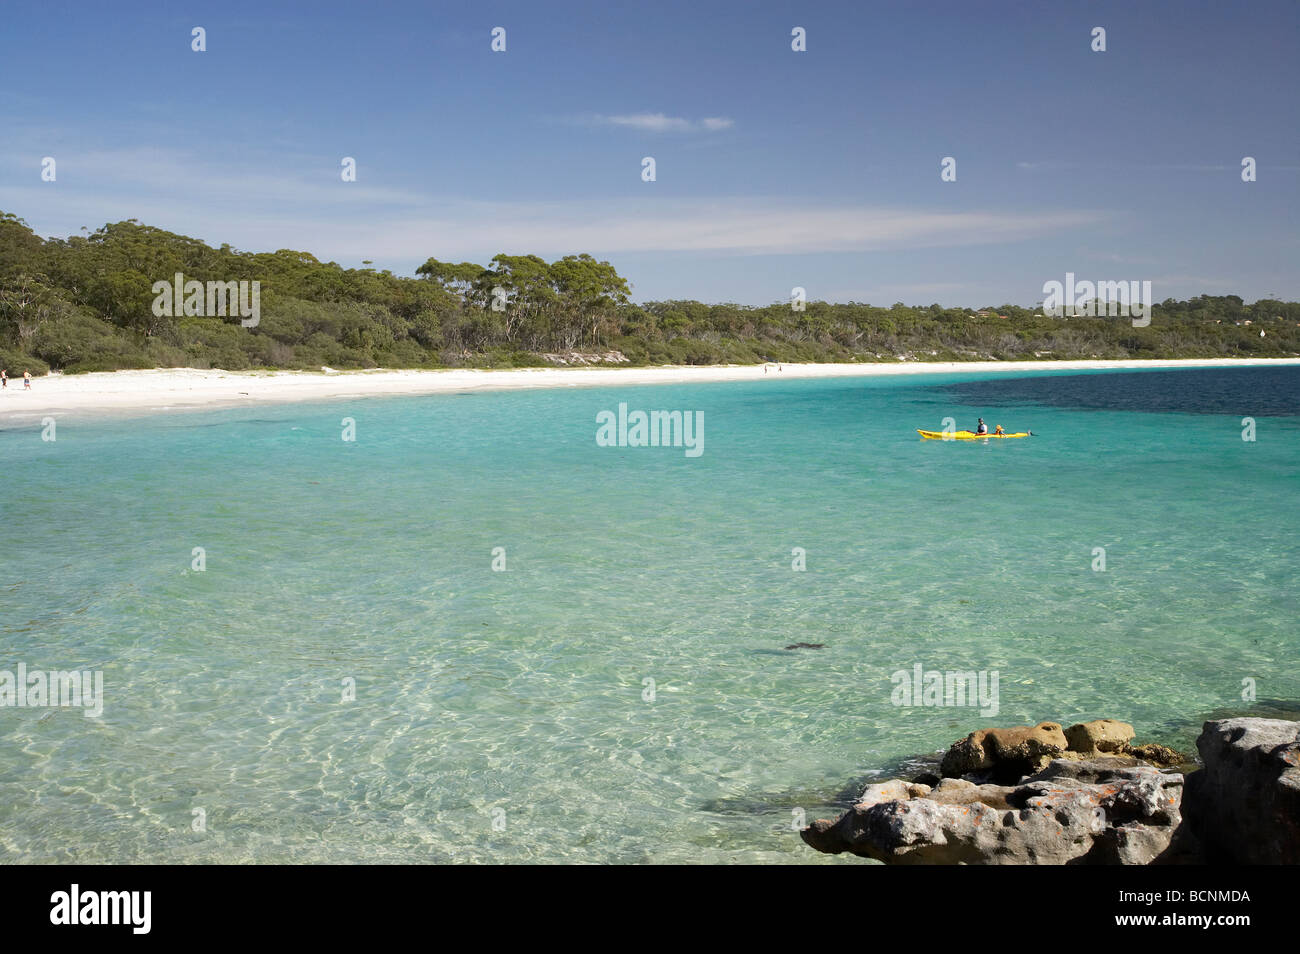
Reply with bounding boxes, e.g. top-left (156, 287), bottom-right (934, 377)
top-left (2, 358), bottom-right (1297, 423)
